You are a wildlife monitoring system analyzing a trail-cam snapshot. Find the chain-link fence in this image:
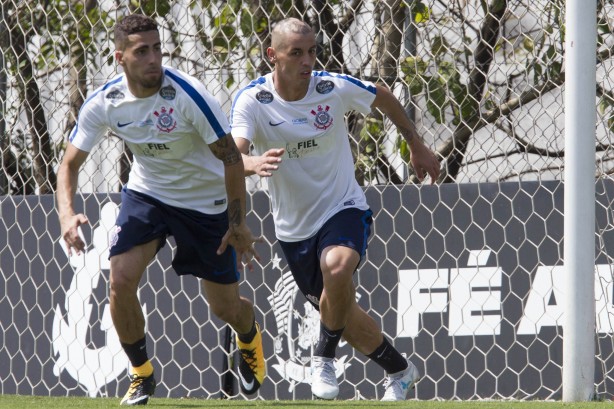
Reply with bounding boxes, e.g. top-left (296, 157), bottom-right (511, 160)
top-left (1, 0), bottom-right (614, 401)
top-left (3, 0), bottom-right (612, 194)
